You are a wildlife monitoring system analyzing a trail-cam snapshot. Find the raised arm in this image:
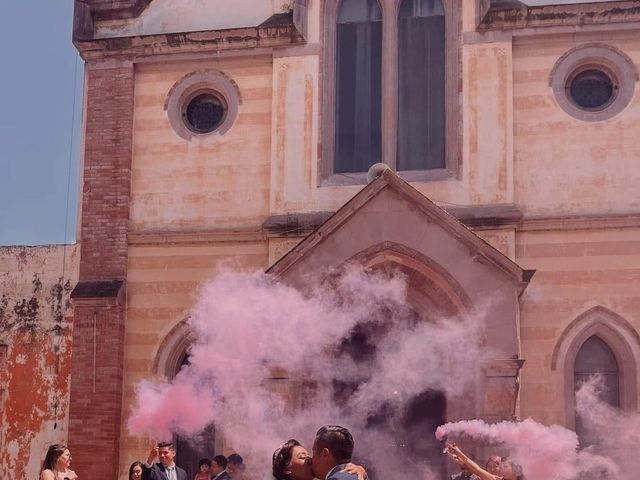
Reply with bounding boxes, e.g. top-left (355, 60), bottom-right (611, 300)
top-left (445, 443), bottom-right (500, 480)
top-left (146, 445), bottom-right (159, 467)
